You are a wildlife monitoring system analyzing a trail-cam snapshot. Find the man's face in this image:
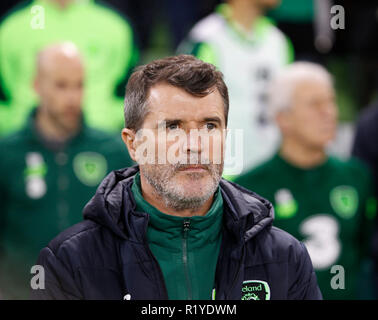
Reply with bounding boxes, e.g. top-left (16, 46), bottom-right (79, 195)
top-left (135, 83), bottom-right (226, 211)
top-left (35, 56), bottom-right (84, 133)
top-left (282, 80), bottom-right (338, 150)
